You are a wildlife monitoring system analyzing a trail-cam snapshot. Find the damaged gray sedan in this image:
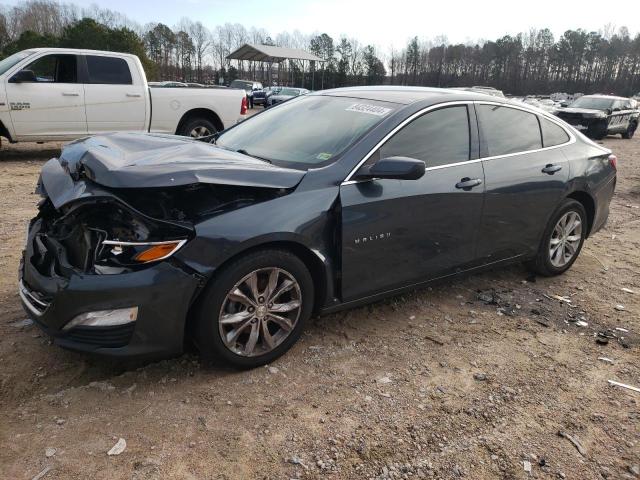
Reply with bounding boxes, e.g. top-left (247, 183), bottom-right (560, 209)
top-left (20, 87), bottom-right (616, 368)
